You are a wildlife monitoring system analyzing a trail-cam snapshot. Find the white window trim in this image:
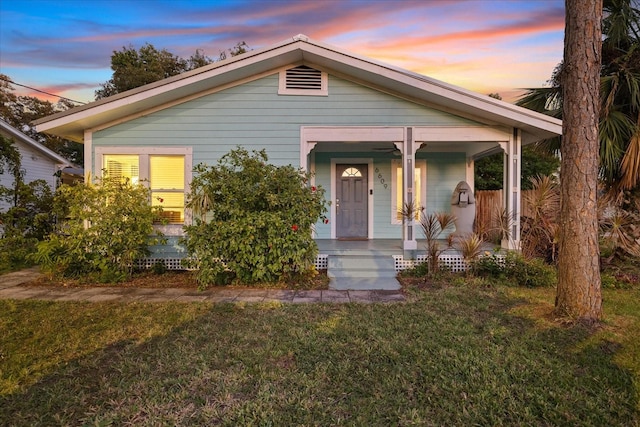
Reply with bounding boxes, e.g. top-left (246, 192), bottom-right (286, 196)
top-left (95, 146), bottom-right (193, 235)
top-left (391, 159), bottom-right (427, 225)
top-left (278, 66), bottom-right (328, 96)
